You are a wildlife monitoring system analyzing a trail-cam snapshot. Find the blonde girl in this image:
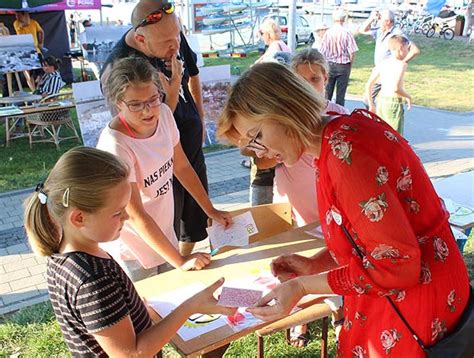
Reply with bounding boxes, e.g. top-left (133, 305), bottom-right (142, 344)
top-left (24, 147), bottom-right (234, 357)
top-left (97, 56), bottom-right (231, 281)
